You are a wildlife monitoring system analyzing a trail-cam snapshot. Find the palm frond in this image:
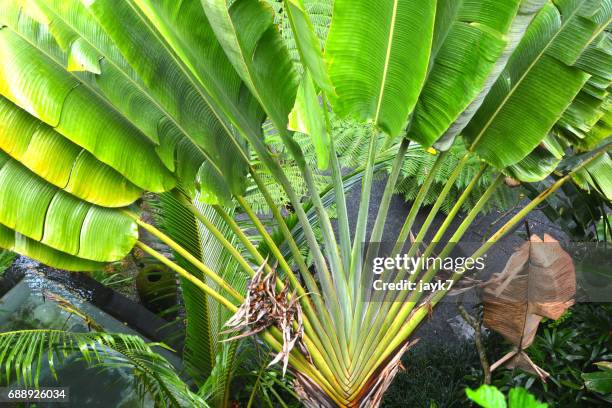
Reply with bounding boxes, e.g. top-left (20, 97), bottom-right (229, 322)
top-left (198, 341), bottom-right (239, 405)
top-left (0, 330), bottom-right (205, 408)
top-left (151, 192), bottom-right (215, 384)
top-left (153, 190), bottom-right (250, 403)
top-left (0, 249), bottom-right (15, 275)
